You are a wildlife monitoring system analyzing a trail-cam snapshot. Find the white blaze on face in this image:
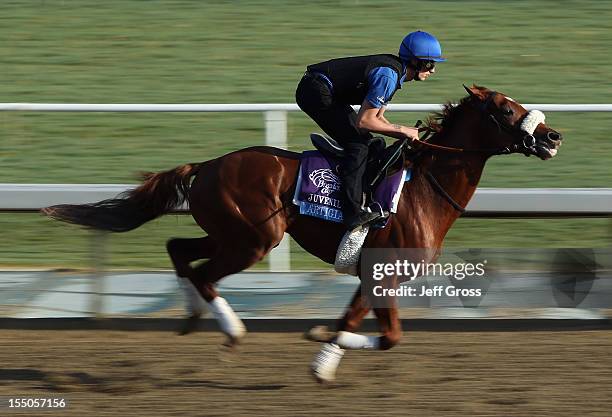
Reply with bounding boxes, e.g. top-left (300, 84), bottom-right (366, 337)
top-left (504, 96), bottom-right (516, 102)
